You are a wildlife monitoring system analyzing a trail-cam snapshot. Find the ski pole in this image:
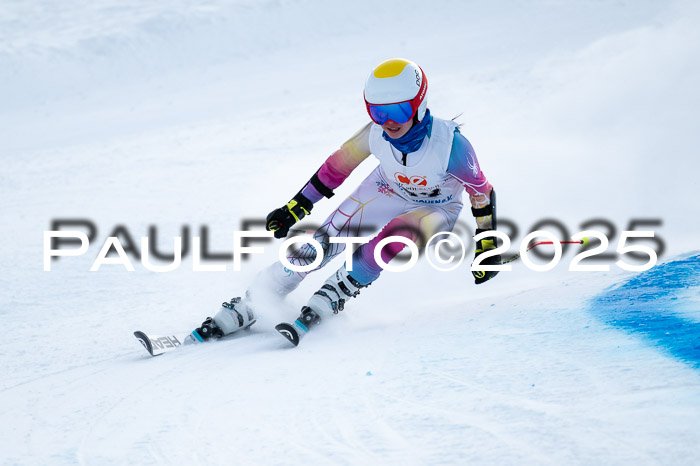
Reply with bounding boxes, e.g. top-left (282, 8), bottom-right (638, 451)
top-left (286, 230), bottom-right (590, 265)
top-left (501, 237), bottom-right (590, 264)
